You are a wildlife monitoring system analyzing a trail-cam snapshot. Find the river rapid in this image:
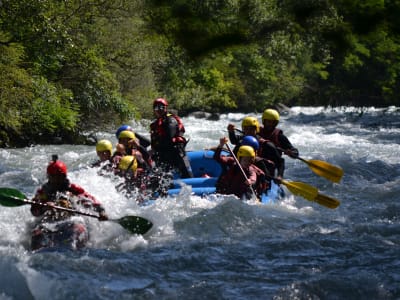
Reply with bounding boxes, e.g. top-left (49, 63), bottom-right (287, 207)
top-left (0, 106), bottom-right (399, 299)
